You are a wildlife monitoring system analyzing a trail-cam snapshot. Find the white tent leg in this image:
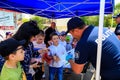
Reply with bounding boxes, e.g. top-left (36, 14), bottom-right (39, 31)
top-left (95, 0), bottom-right (105, 80)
